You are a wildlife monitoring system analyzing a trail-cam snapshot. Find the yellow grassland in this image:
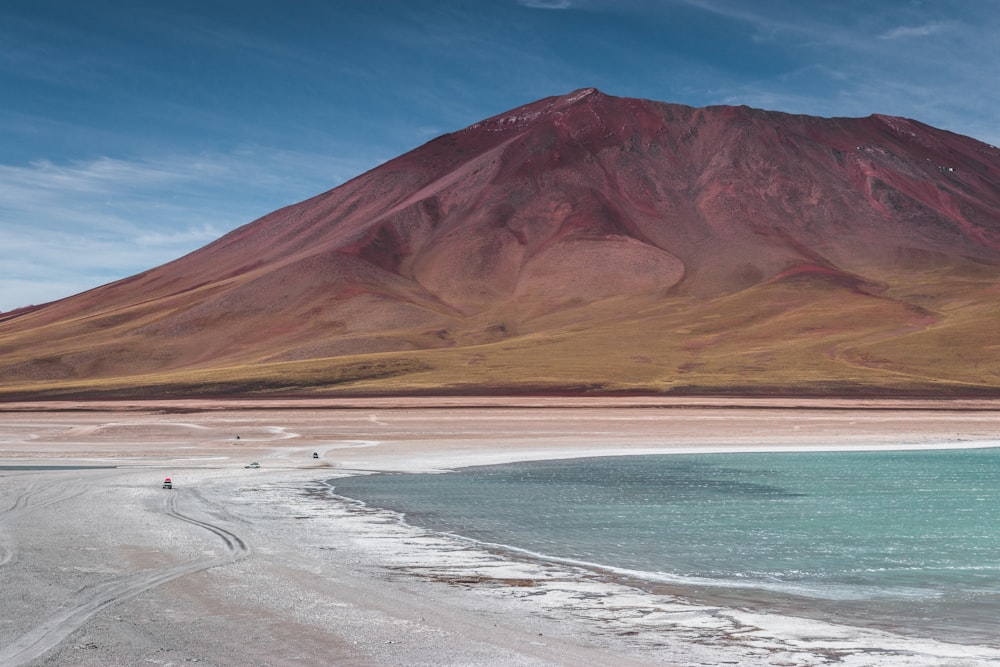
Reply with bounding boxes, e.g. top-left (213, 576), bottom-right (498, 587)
top-left (2, 272), bottom-right (998, 399)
